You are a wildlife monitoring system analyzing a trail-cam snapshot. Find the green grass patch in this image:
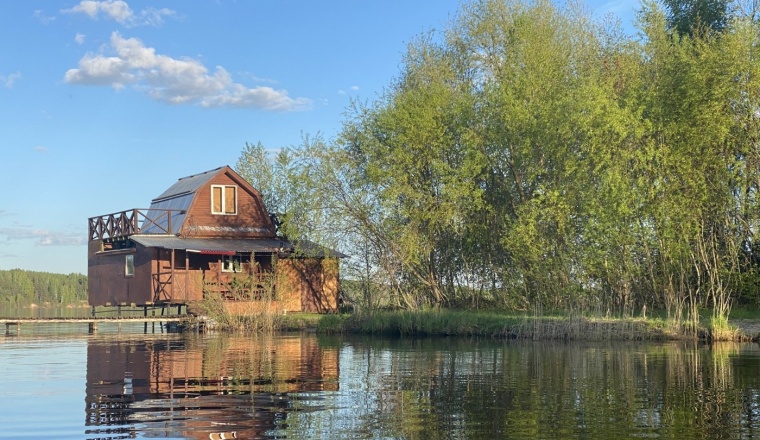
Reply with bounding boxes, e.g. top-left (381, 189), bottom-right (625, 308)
top-left (313, 309), bottom-right (753, 341)
top-left (279, 313), bottom-right (323, 331)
